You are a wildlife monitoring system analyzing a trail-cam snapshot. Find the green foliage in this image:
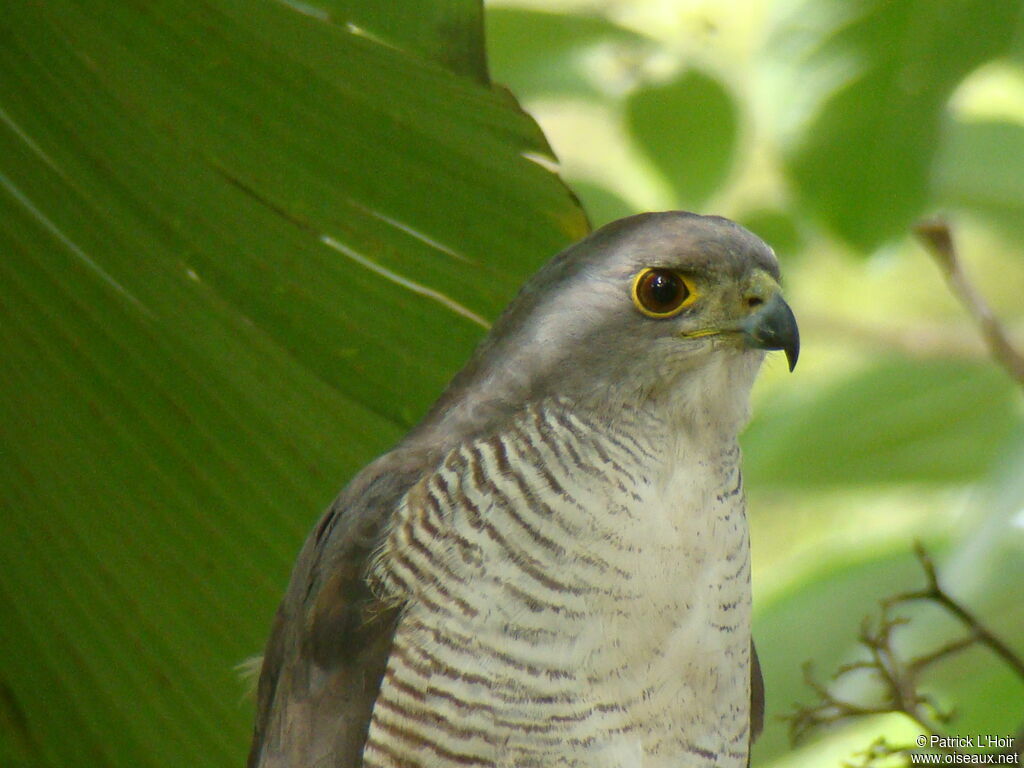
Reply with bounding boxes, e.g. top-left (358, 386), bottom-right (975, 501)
top-left (486, 7), bottom-right (651, 98)
top-left (4, 1), bottom-right (1024, 766)
top-left (306, 0), bottom-right (488, 79)
top-left (742, 359), bottom-right (1020, 489)
top-left (751, 549), bottom-right (931, 762)
top-left (570, 179), bottom-right (634, 228)
top-left (0, 1), bottom-right (585, 765)
top-left (767, 0), bottom-right (1022, 250)
top-left (737, 208), bottom-right (804, 260)
top-left (934, 119), bottom-right (1024, 241)
top-left (626, 70), bottom-right (740, 207)
top-left (487, 2), bottom-right (1024, 764)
